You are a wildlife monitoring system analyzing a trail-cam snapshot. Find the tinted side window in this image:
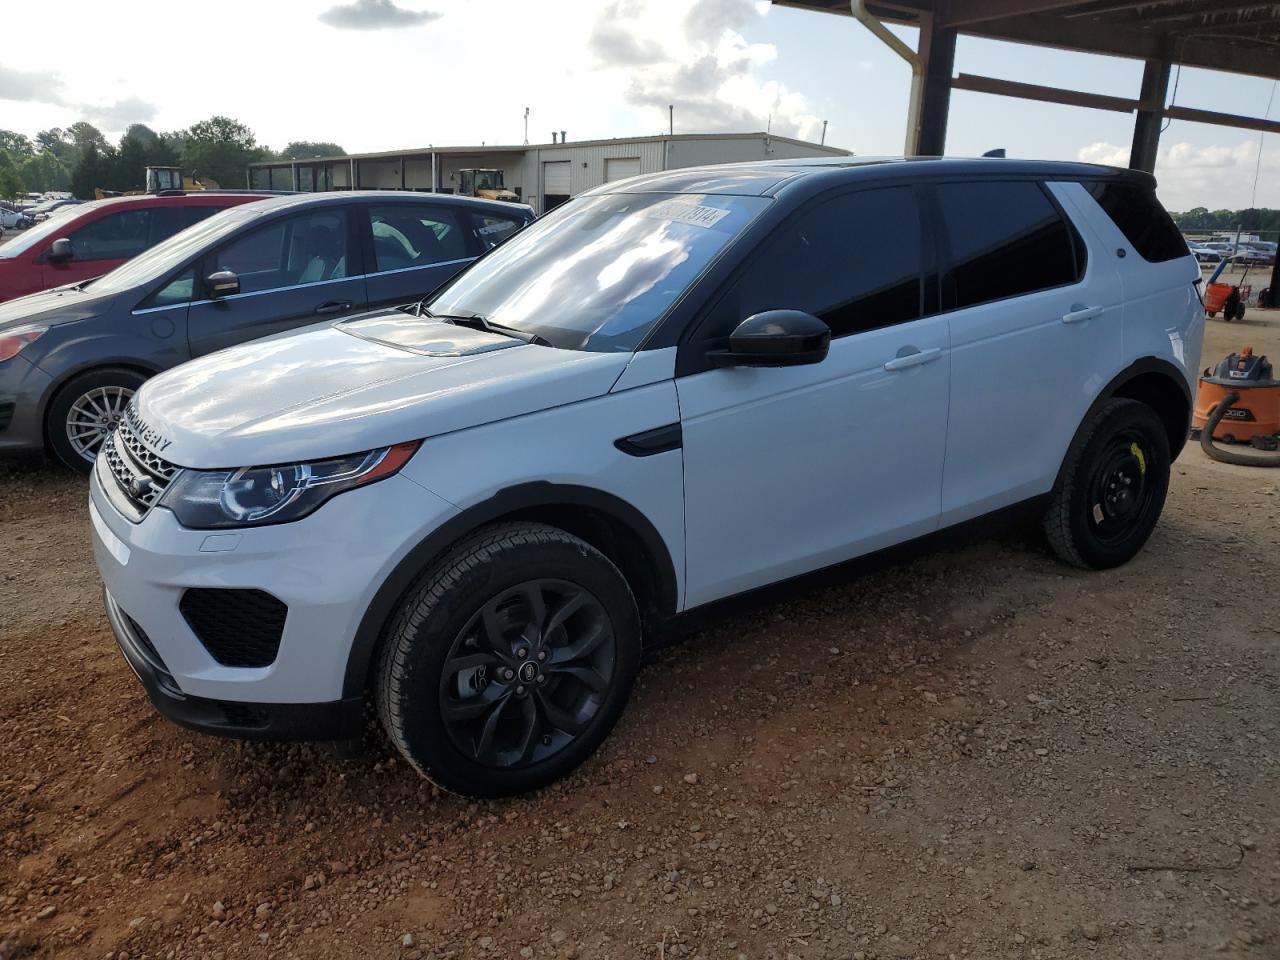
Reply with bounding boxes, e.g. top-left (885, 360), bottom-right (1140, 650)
top-left (1086, 181), bottom-right (1188, 263)
top-left (68, 210), bottom-right (152, 261)
top-left (711, 186), bottom-right (923, 341)
top-left (369, 205), bottom-right (469, 272)
top-left (213, 211), bottom-right (348, 295)
top-left (471, 212), bottom-right (525, 251)
top-left (936, 181), bottom-right (1079, 310)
